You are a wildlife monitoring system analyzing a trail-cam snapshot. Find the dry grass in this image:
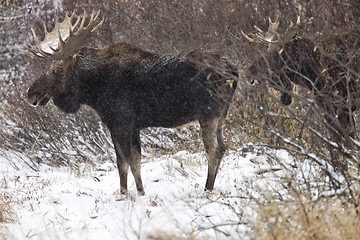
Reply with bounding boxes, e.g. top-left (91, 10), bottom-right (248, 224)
top-left (253, 193), bottom-right (360, 240)
top-left (0, 193), bottom-right (16, 223)
top-left (146, 233), bottom-right (198, 240)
